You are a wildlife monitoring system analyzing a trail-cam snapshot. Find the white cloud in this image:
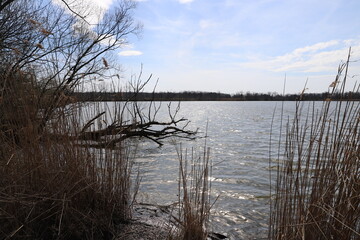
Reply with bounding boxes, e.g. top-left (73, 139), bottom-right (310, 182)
top-left (52, 0), bottom-right (113, 25)
top-left (293, 40), bottom-right (339, 55)
top-left (199, 20), bottom-right (215, 30)
top-left (119, 50), bottom-right (143, 56)
top-left (242, 39), bottom-right (360, 73)
top-left (91, 0), bottom-right (113, 10)
top-left (178, 0), bottom-right (194, 4)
